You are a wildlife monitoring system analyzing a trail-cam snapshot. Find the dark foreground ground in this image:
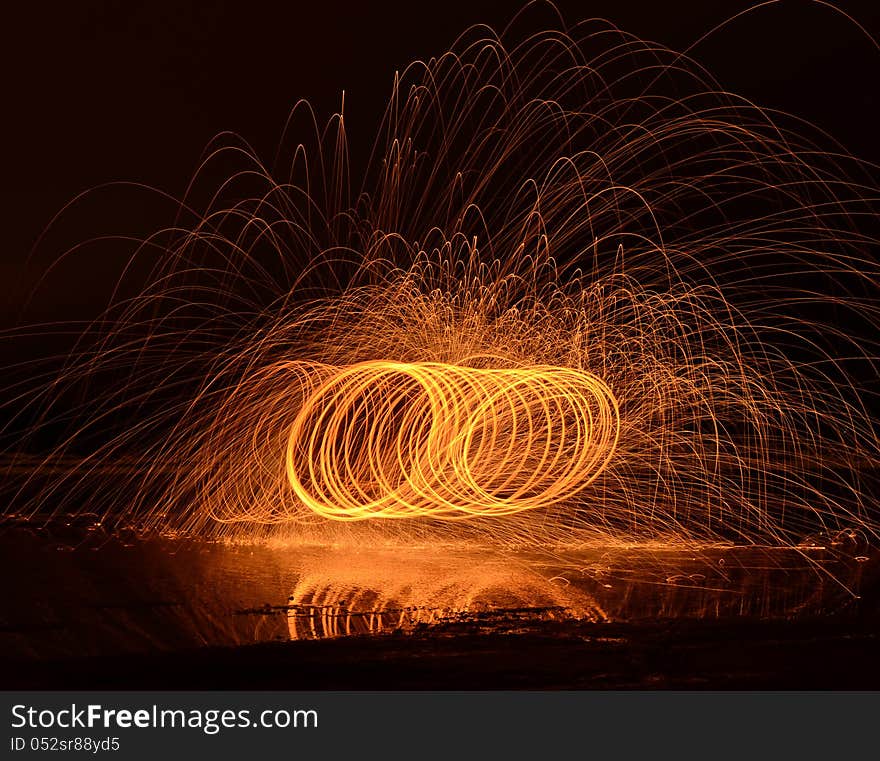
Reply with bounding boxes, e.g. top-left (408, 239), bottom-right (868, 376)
top-left (5, 615), bottom-right (880, 689)
top-left (2, 524), bottom-right (878, 689)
